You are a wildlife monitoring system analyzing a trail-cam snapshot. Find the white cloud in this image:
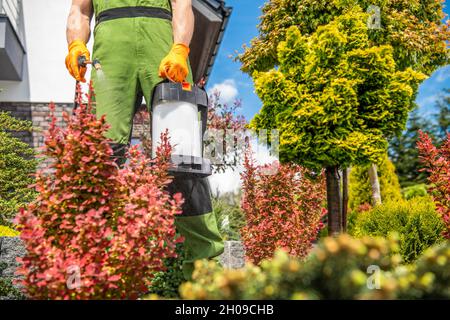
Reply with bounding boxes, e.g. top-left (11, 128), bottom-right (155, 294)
top-left (209, 169), bottom-right (242, 196)
top-left (435, 66), bottom-right (450, 83)
top-left (208, 139), bottom-right (278, 196)
top-left (208, 79), bottom-right (239, 104)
